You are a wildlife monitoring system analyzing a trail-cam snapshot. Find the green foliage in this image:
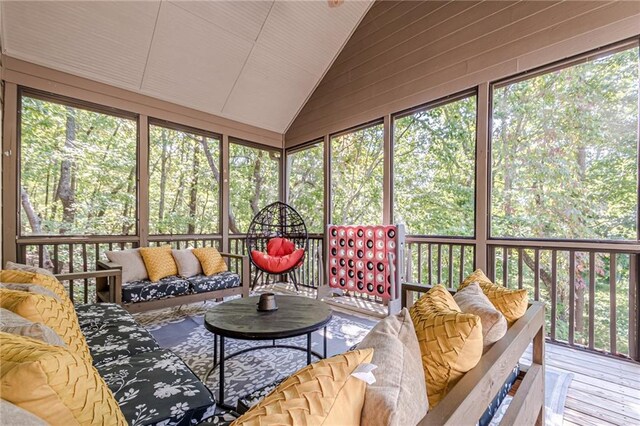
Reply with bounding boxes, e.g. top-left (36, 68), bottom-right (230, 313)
top-left (229, 143), bottom-right (280, 233)
top-left (148, 125), bottom-right (220, 234)
top-left (491, 47), bottom-right (639, 240)
top-left (287, 143), bottom-right (324, 233)
top-left (394, 96), bottom-right (476, 236)
top-left (20, 96), bottom-right (136, 235)
top-left (331, 124), bottom-right (384, 225)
